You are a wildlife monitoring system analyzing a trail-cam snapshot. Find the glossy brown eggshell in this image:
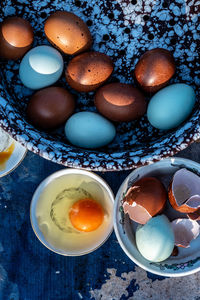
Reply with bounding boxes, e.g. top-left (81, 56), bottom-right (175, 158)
top-left (65, 51), bottom-right (114, 92)
top-left (123, 177), bottom-right (167, 224)
top-left (134, 48), bottom-right (176, 93)
top-left (0, 17), bottom-right (34, 60)
top-left (27, 87), bottom-right (75, 130)
top-left (94, 83), bottom-right (147, 122)
top-left (44, 11), bottom-right (92, 55)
